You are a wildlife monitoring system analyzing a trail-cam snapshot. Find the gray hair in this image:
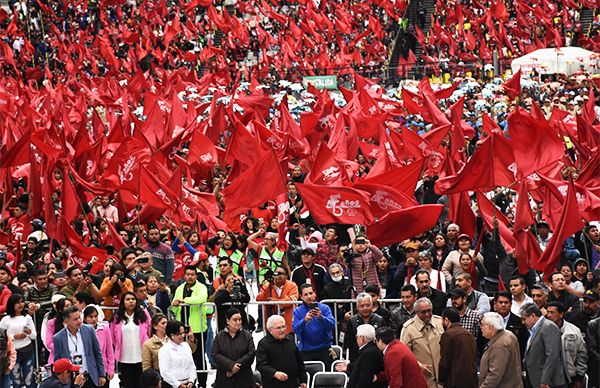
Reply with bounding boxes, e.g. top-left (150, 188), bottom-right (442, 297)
top-left (266, 315), bottom-right (285, 330)
top-left (328, 263), bottom-right (344, 273)
top-left (482, 312), bottom-right (504, 331)
top-left (520, 303), bottom-right (542, 318)
top-left (265, 232), bottom-right (277, 241)
top-left (356, 324), bottom-right (376, 341)
top-left (415, 297), bottom-right (433, 311)
top-left (356, 292), bottom-right (372, 304)
top-left (447, 223), bottom-right (460, 232)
